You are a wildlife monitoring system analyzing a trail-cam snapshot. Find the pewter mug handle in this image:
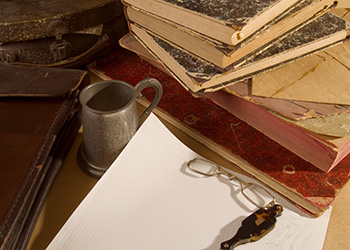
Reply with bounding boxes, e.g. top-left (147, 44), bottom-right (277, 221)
top-left (135, 78), bottom-right (163, 125)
